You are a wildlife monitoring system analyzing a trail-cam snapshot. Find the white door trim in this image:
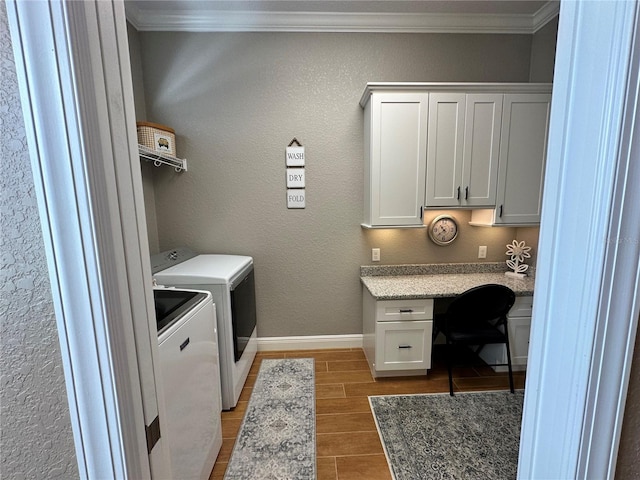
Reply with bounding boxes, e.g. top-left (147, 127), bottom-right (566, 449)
top-left (518, 1), bottom-right (640, 478)
top-left (578, 4), bottom-right (640, 477)
top-left (8, 0), bottom-right (640, 479)
top-left (6, 1), bottom-right (168, 478)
